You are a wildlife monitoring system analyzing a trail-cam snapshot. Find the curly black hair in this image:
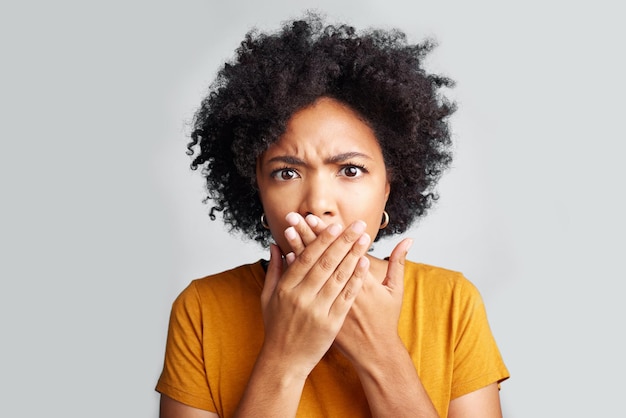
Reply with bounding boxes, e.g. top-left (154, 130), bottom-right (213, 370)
top-left (187, 12), bottom-right (456, 247)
